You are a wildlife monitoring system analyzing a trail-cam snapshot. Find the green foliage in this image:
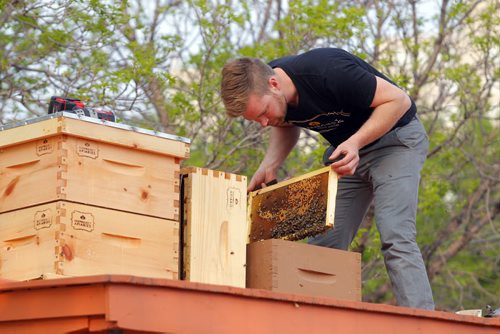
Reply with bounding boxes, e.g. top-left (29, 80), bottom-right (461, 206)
top-left (433, 244), bottom-right (499, 310)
